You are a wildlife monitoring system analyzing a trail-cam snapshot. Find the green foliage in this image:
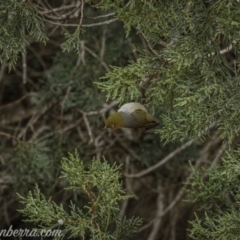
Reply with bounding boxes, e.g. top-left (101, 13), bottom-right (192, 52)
top-left (38, 53), bottom-right (104, 112)
top-left (61, 28), bottom-right (85, 53)
top-left (93, 0), bottom-right (240, 143)
top-left (0, 0), bottom-right (47, 68)
top-left (9, 142), bottom-right (55, 194)
top-left (96, 58), bottom-right (147, 104)
top-left (187, 146), bottom-right (240, 239)
top-left (18, 151), bottom-right (142, 239)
